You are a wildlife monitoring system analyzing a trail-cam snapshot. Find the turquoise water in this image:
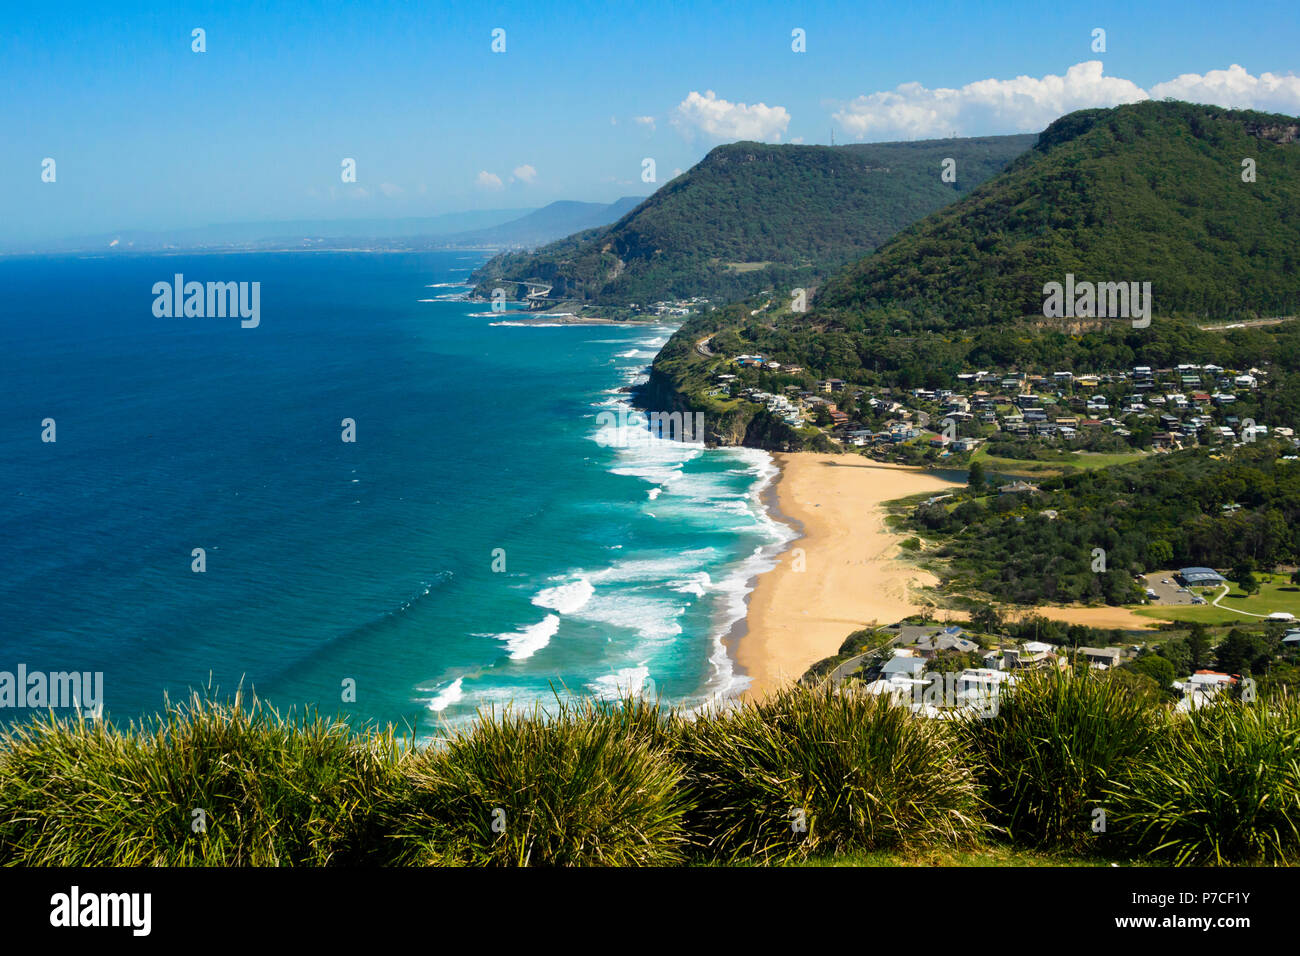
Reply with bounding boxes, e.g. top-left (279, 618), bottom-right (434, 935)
top-left (0, 251), bottom-right (792, 733)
